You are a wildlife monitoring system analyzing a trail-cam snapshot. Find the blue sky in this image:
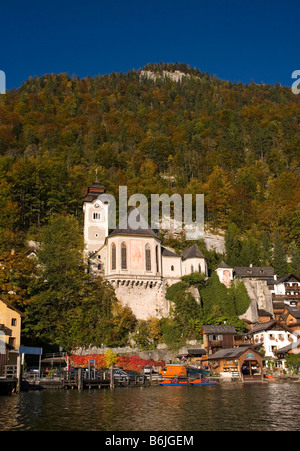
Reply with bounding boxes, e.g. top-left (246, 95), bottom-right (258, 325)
top-left (1, 0), bottom-right (300, 90)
